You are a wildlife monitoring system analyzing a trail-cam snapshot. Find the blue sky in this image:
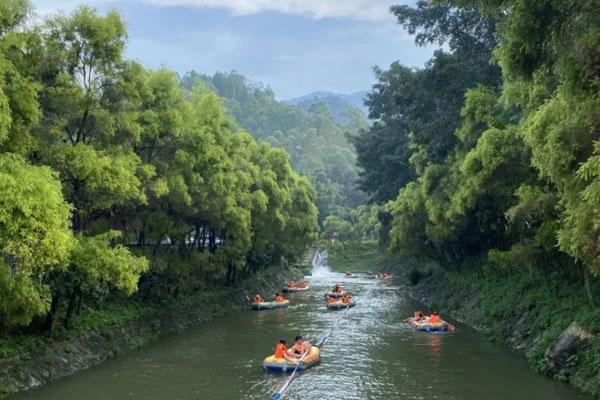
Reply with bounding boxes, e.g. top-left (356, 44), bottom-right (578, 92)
top-left (32, 0), bottom-right (436, 99)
